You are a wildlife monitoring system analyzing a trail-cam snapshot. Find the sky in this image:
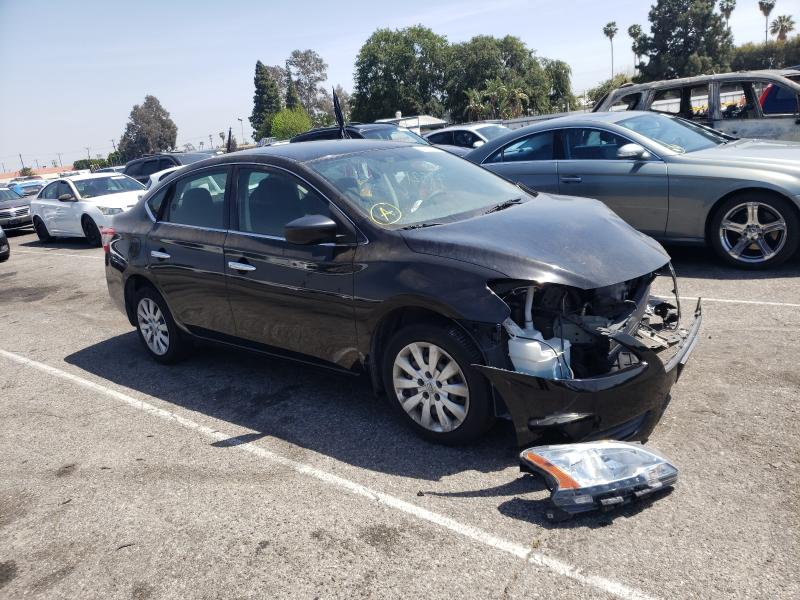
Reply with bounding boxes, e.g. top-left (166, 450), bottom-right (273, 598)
top-left (1, 0), bottom-right (796, 168)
